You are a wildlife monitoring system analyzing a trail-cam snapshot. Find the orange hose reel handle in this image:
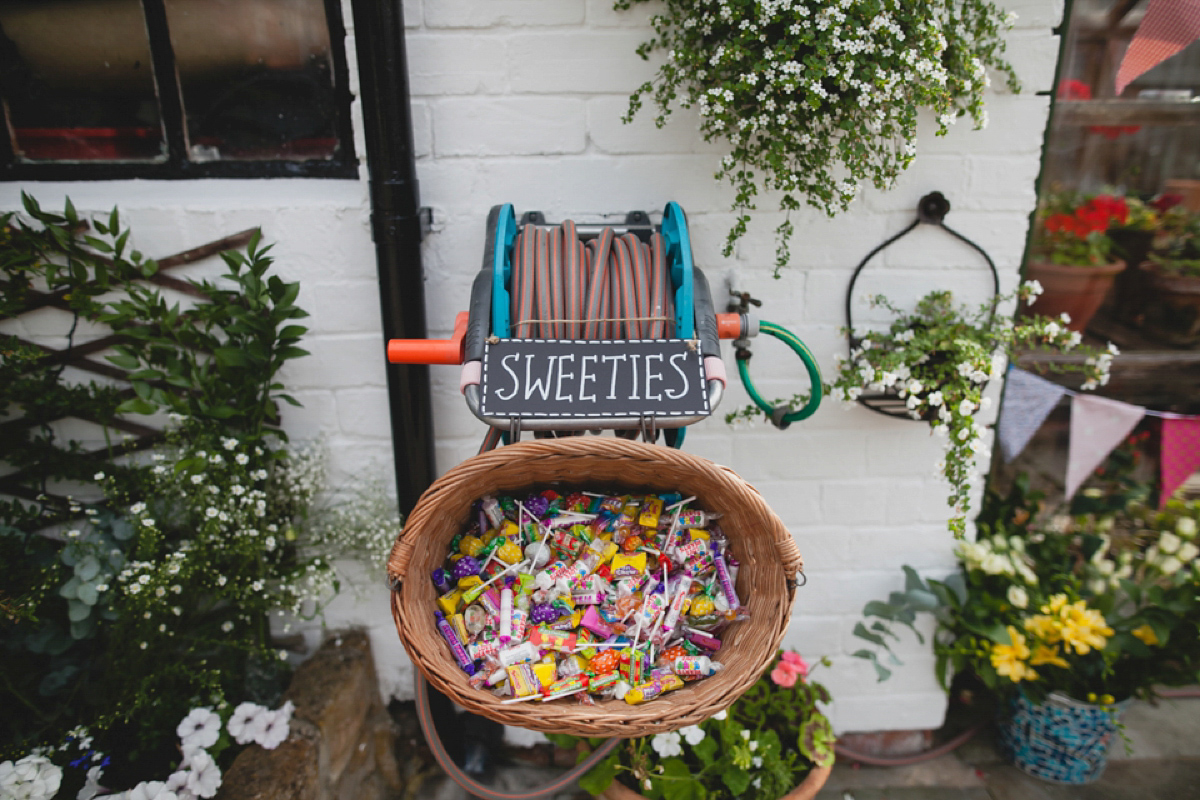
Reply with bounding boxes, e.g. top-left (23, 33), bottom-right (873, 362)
top-left (387, 311), bottom-right (468, 365)
top-left (715, 313), bottom-right (743, 340)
